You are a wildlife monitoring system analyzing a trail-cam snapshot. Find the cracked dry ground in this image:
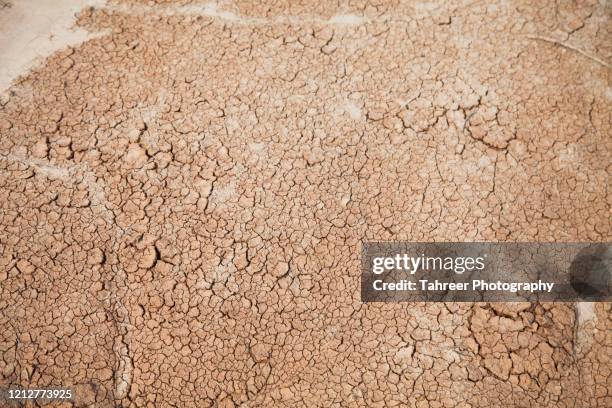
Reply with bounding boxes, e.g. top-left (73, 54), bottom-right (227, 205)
top-left (0, 0), bottom-right (611, 407)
